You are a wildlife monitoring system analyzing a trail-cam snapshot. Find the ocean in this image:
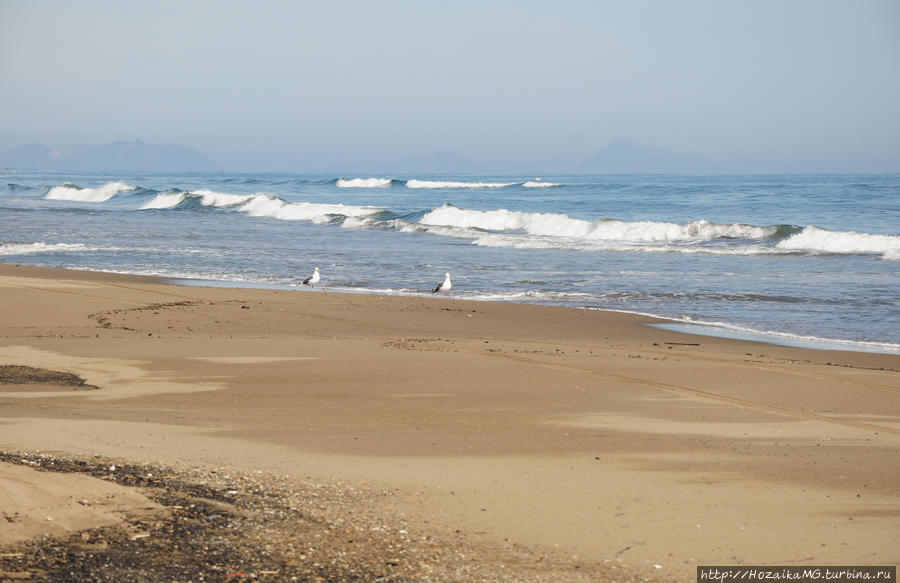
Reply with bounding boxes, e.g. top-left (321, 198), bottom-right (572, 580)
top-left (2, 171), bottom-right (898, 353)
